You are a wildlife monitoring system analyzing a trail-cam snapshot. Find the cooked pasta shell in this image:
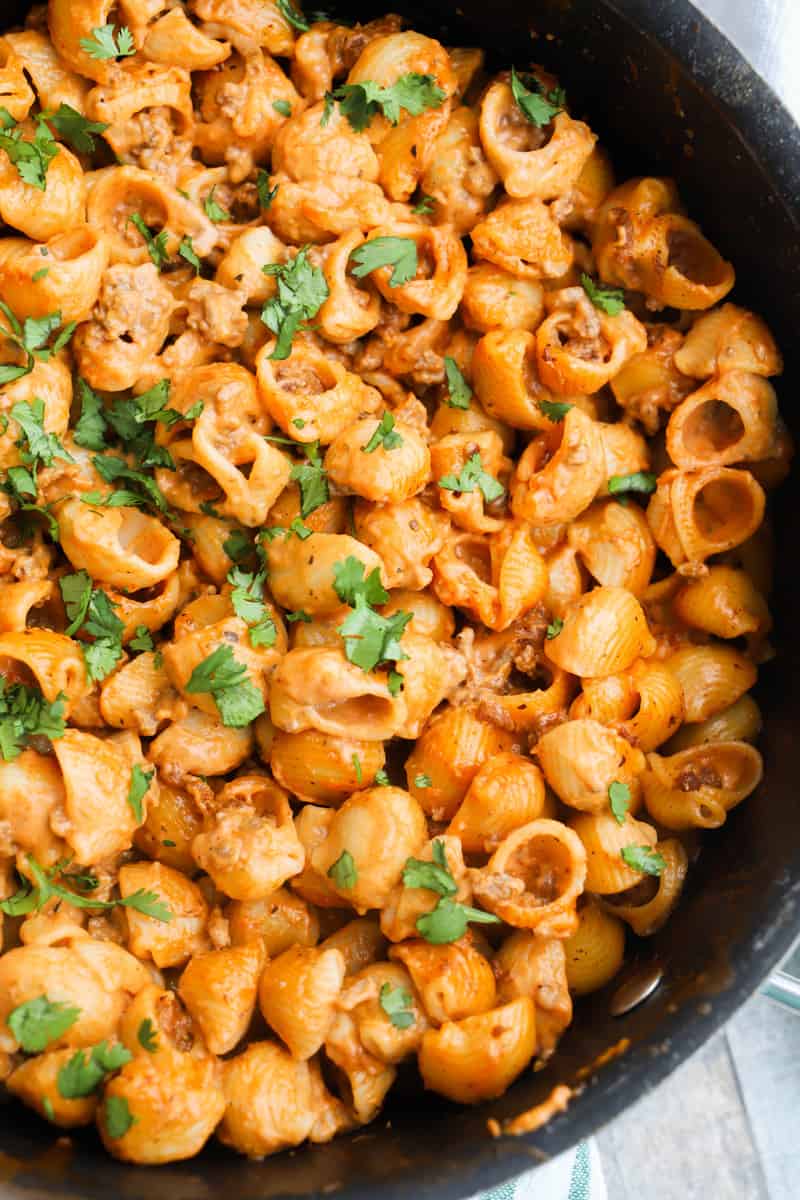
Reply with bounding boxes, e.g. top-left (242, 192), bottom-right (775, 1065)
top-left (642, 741), bottom-right (763, 830)
top-left (563, 901), bottom-right (626, 995)
top-left (472, 818), bottom-right (587, 937)
top-left (546, 586), bottom-right (655, 677)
